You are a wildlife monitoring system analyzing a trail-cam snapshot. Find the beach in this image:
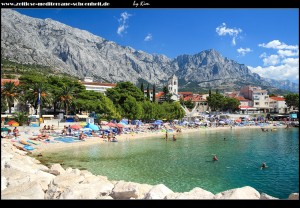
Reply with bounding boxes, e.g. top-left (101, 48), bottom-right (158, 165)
top-left (13, 124), bottom-right (285, 154)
